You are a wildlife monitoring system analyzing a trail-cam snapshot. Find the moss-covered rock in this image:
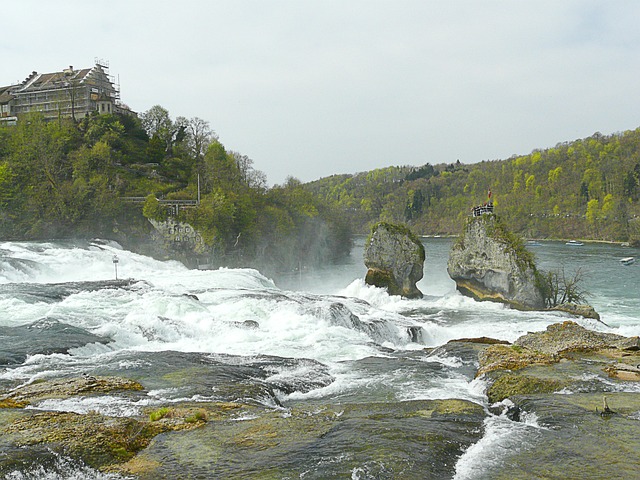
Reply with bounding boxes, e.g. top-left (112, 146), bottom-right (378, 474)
top-left (364, 222), bottom-right (425, 298)
top-left (2, 411), bottom-right (168, 468)
top-left (469, 323), bottom-right (640, 477)
top-left (113, 399), bottom-right (485, 479)
top-left (486, 373), bottom-right (566, 403)
top-left (477, 344), bottom-right (558, 376)
top-left (478, 323), bottom-right (640, 402)
top-left (0, 400), bottom-right (252, 475)
top-left (514, 321), bottom-right (636, 355)
top-left (482, 392), bottom-right (640, 479)
top-left (0, 376), bottom-right (144, 406)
